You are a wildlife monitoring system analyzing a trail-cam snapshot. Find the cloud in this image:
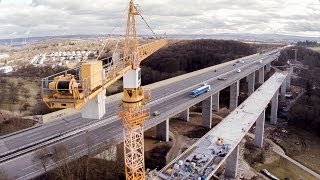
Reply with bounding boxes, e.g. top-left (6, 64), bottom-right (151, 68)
top-left (0, 0), bottom-right (319, 39)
